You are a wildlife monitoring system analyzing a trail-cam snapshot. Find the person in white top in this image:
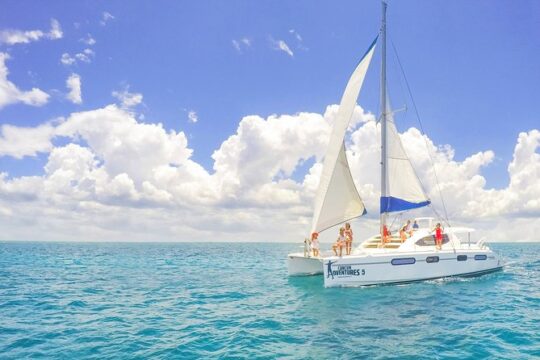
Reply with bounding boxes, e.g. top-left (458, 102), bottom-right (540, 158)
top-left (332, 227), bottom-right (346, 257)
